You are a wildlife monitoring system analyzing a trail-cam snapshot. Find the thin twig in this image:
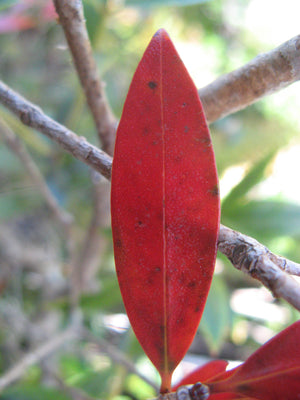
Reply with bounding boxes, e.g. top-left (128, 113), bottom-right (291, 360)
top-left (82, 329), bottom-right (159, 392)
top-left (0, 117), bottom-right (73, 230)
top-left (71, 173), bottom-right (110, 305)
top-left (218, 224), bottom-right (300, 311)
top-left (1, 75), bottom-right (300, 309)
top-left (53, 373), bottom-right (97, 400)
top-left (200, 34), bottom-right (300, 123)
top-left (0, 329), bottom-right (77, 393)
top-left (0, 80), bottom-right (112, 180)
top-left (53, 0), bottom-right (117, 155)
